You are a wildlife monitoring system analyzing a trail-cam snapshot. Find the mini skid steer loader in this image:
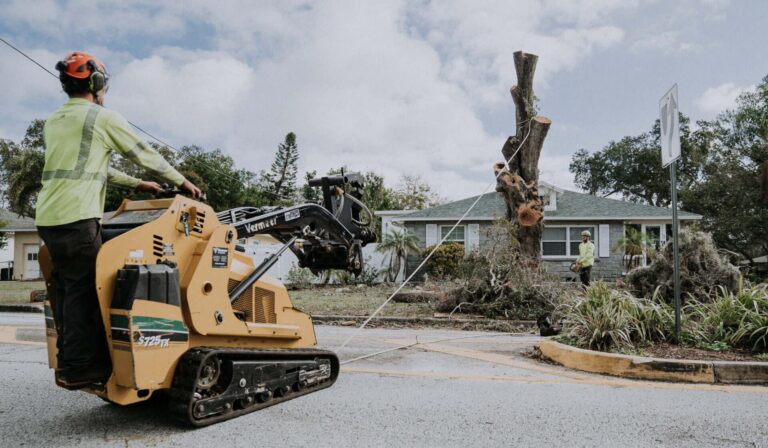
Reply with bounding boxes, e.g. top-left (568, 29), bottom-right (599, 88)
top-left (40, 173), bottom-right (376, 426)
